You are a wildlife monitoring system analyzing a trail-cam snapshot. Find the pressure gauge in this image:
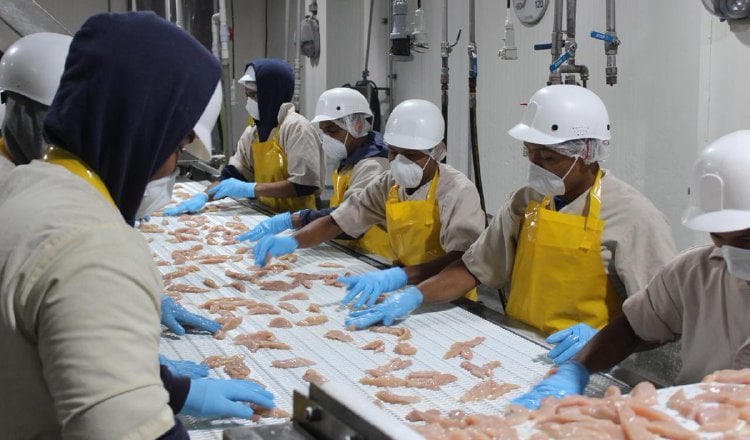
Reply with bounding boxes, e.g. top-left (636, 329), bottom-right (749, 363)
top-left (514, 0), bottom-right (550, 26)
